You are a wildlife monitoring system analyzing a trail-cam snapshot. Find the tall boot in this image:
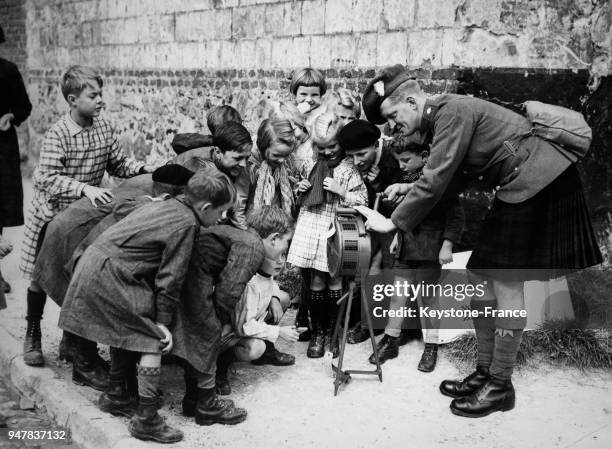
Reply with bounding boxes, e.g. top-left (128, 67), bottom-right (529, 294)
top-left (215, 349), bottom-right (236, 396)
top-left (58, 331), bottom-right (77, 363)
top-left (72, 336), bottom-right (109, 391)
top-left (326, 289), bottom-right (342, 358)
top-left (23, 289), bottom-right (46, 366)
top-left (307, 290), bottom-right (326, 358)
top-left (98, 348), bottom-right (137, 418)
top-left (129, 396), bottom-right (183, 443)
top-left (128, 365), bottom-right (183, 443)
top-left (195, 387), bottom-right (247, 426)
